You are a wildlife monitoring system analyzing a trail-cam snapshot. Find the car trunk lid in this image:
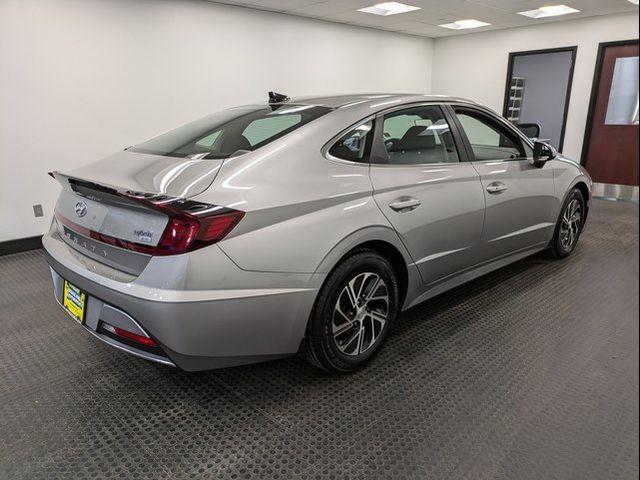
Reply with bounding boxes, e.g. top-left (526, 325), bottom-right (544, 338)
top-left (60, 149), bottom-right (224, 199)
